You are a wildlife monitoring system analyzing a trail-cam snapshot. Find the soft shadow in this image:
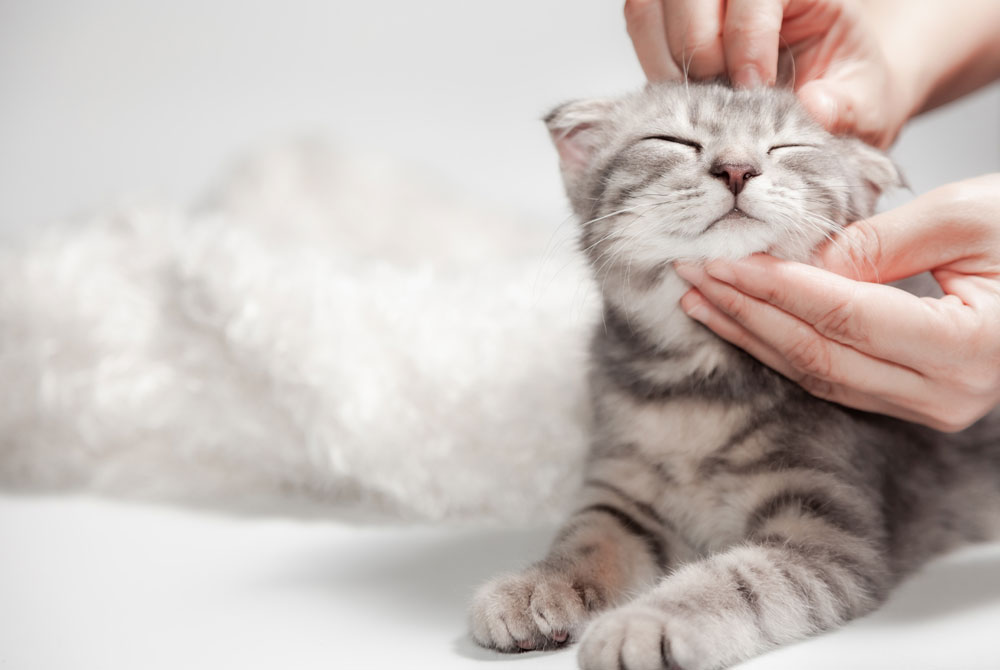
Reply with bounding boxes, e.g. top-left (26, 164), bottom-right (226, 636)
top-left (868, 545), bottom-right (1000, 625)
top-left (452, 633), bottom-right (507, 662)
top-left (452, 632), bottom-right (576, 663)
top-left (252, 520), bottom-right (582, 663)
top-left (258, 524), bottom-right (558, 626)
